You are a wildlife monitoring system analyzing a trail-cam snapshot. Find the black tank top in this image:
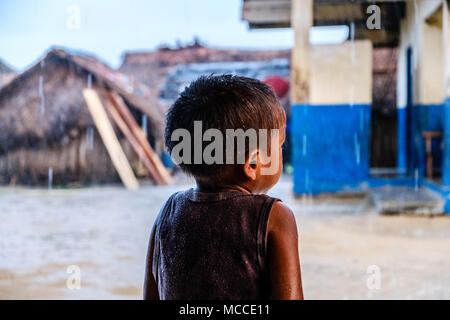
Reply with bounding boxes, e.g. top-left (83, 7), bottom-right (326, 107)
top-left (152, 188), bottom-right (280, 300)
